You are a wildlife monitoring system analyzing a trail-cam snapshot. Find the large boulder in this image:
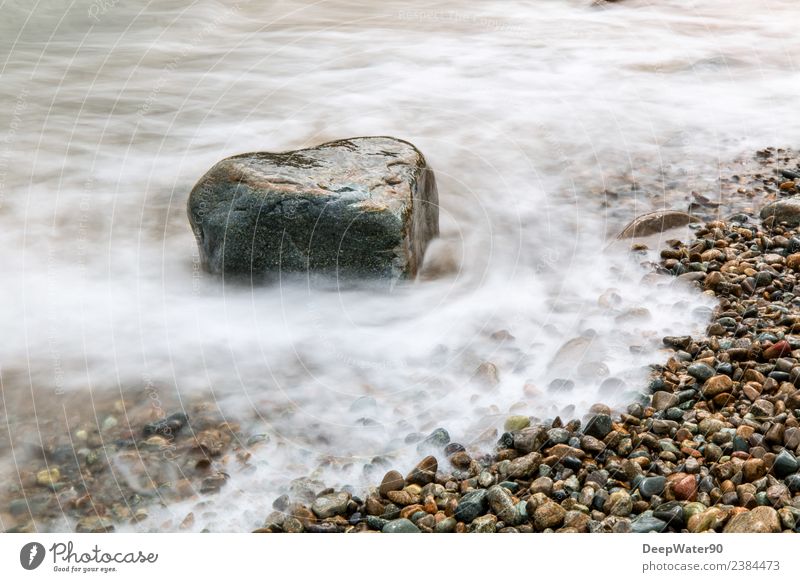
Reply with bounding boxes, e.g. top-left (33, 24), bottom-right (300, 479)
top-left (187, 137), bottom-right (439, 280)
